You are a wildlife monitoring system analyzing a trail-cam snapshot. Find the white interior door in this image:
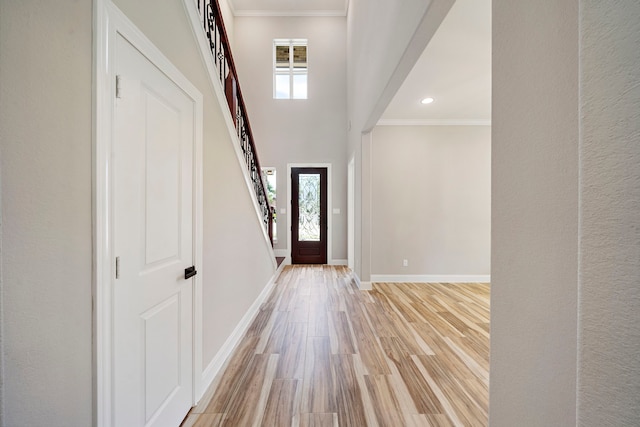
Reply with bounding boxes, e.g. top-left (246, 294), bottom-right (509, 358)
top-left (113, 33), bottom-right (196, 427)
